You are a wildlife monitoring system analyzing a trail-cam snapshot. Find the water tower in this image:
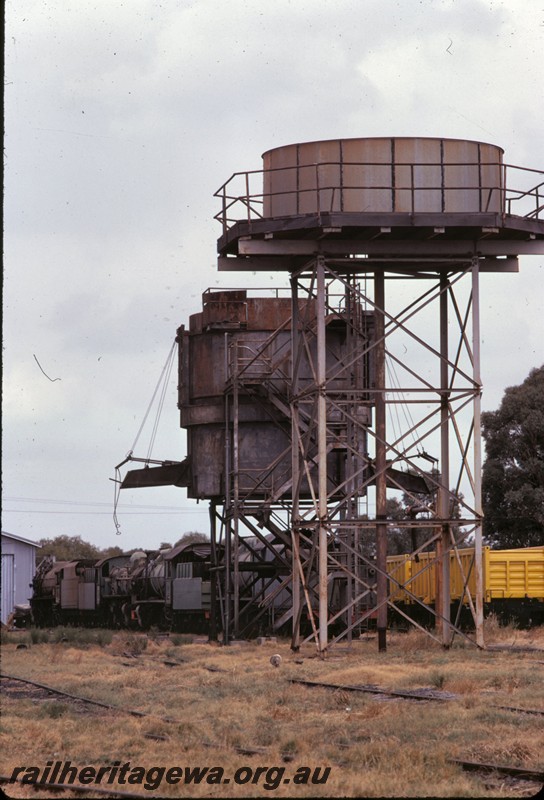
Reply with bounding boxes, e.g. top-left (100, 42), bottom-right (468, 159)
top-left (123, 137), bottom-right (544, 653)
top-left (214, 137), bottom-right (544, 652)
